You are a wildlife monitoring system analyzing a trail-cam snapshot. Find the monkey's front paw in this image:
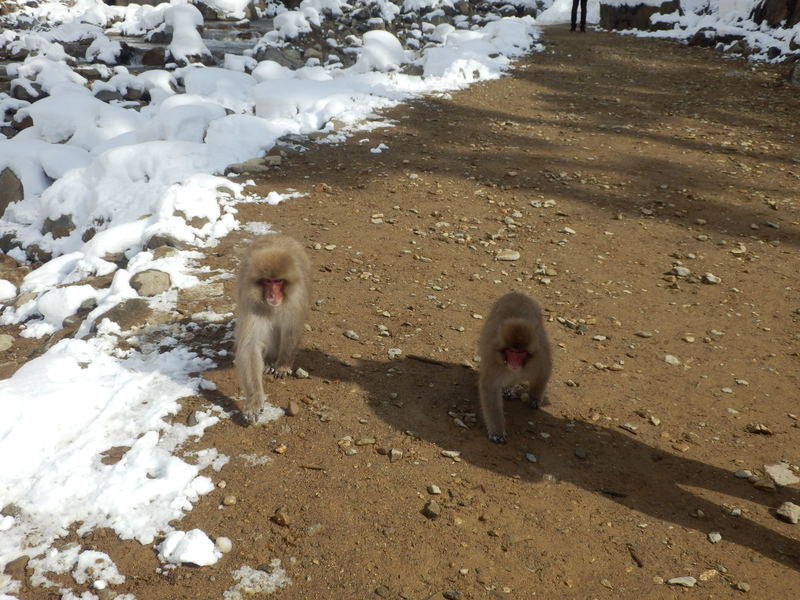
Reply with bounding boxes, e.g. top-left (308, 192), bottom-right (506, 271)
top-left (241, 408), bottom-right (260, 425)
top-left (489, 432), bottom-right (508, 444)
top-left (240, 399), bottom-right (264, 425)
top-left (268, 366), bottom-right (292, 378)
